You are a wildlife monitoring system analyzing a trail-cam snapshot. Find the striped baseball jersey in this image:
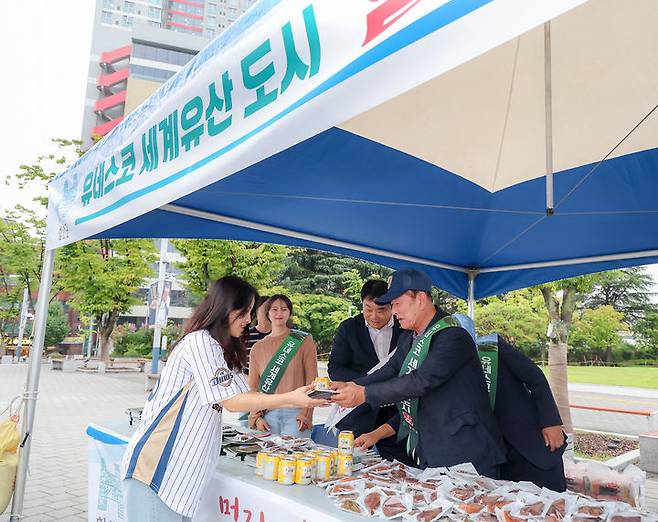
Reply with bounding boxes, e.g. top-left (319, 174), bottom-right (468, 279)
top-left (121, 329), bottom-right (249, 517)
